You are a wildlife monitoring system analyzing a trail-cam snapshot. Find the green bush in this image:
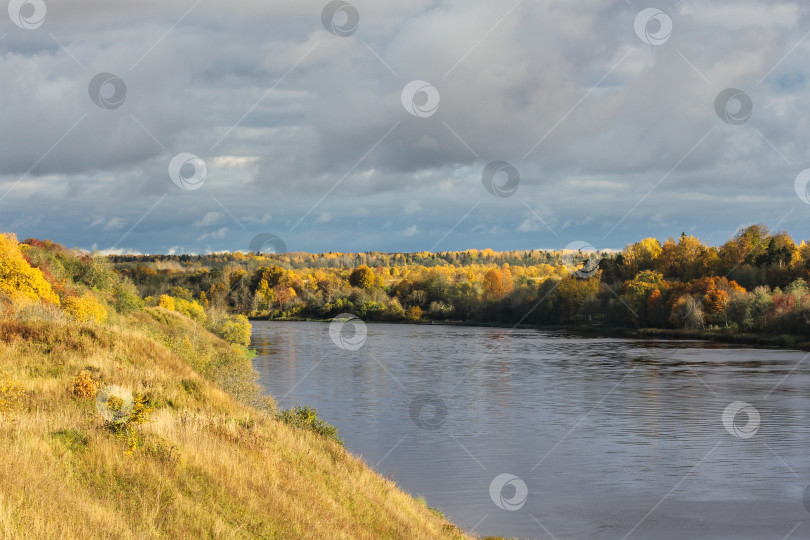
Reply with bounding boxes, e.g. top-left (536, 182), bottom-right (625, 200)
top-left (211, 314), bottom-right (252, 347)
top-left (277, 405), bottom-right (342, 445)
top-left (64, 254), bottom-right (117, 292)
top-left (113, 282), bottom-right (144, 314)
top-left (168, 286), bottom-right (193, 301)
top-left (51, 429), bottom-right (89, 452)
